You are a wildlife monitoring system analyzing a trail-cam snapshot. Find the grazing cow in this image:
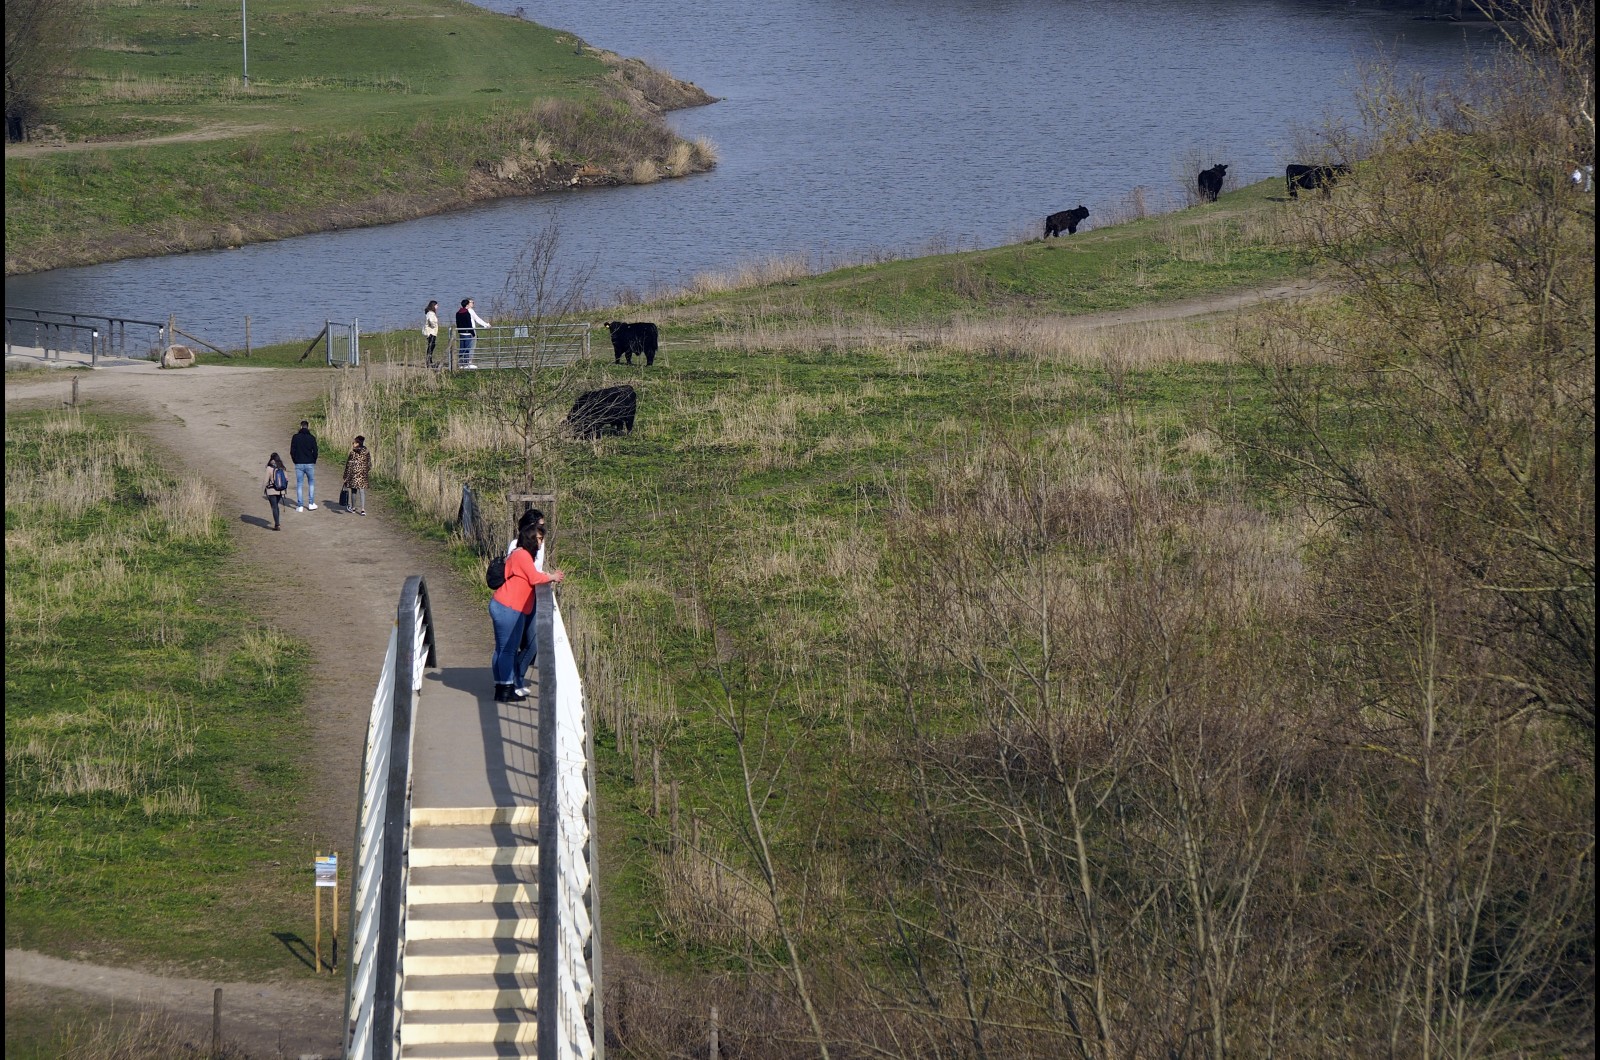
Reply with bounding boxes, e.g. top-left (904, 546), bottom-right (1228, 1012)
top-left (1044, 205), bottom-right (1090, 238)
top-left (566, 384), bottom-right (637, 439)
top-left (1197, 163), bottom-right (1228, 203)
top-left (1285, 163), bottom-right (1351, 199)
top-left (604, 321), bottom-right (659, 366)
